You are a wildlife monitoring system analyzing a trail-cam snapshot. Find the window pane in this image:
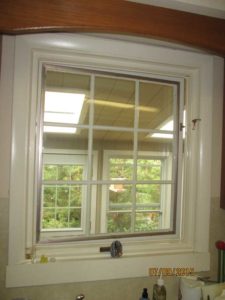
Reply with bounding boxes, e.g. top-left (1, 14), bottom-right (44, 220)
top-left (136, 184), bottom-right (161, 205)
top-left (45, 71), bottom-right (91, 127)
top-left (109, 158), bottom-right (133, 180)
top-left (43, 165), bottom-right (57, 180)
top-left (41, 183), bottom-right (84, 230)
top-left (42, 185), bottom-right (56, 207)
top-left (70, 185), bottom-right (82, 206)
top-left (137, 159), bottom-right (162, 181)
top-left (42, 208), bottom-right (56, 229)
top-left (109, 184), bottom-right (132, 208)
top-left (137, 133), bottom-right (173, 181)
top-left (92, 129), bottom-right (134, 181)
top-left (68, 208), bottom-right (81, 228)
top-left (94, 76), bottom-right (135, 127)
top-left (58, 165), bottom-right (71, 181)
top-left (57, 186), bottom-right (69, 207)
top-left (43, 128), bottom-right (89, 153)
top-left (71, 165), bottom-right (83, 180)
top-left (107, 212), bottom-right (132, 233)
top-left (139, 81), bottom-right (174, 130)
top-left (135, 212), bottom-right (160, 231)
top-left (55, 208), bottom-right (69, 228)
